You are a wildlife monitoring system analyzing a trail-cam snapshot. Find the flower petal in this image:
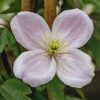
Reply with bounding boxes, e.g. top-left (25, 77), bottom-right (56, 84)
top-left (56, 48), bottom-right (95, 88)
top-left (13, 49), bottom-right (56, 87)
top-left (52, 9), bottom-right (94, 48)
top-left (10, 12), bottom-right (51, 50)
